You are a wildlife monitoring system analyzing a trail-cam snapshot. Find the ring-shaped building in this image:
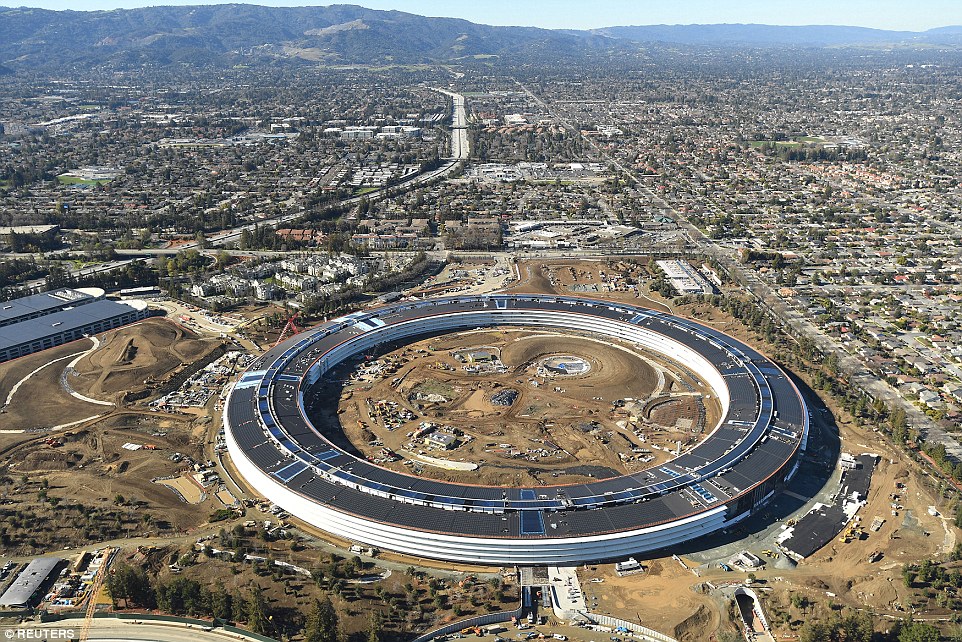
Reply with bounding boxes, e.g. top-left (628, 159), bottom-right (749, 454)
top-left (224, 295), bottom-right (808, 565)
